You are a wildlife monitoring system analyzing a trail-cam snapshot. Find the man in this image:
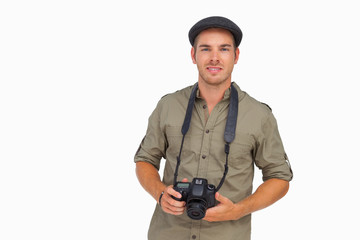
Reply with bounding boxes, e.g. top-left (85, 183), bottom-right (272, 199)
top-left (134, 16), bottom-right (293, 240)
